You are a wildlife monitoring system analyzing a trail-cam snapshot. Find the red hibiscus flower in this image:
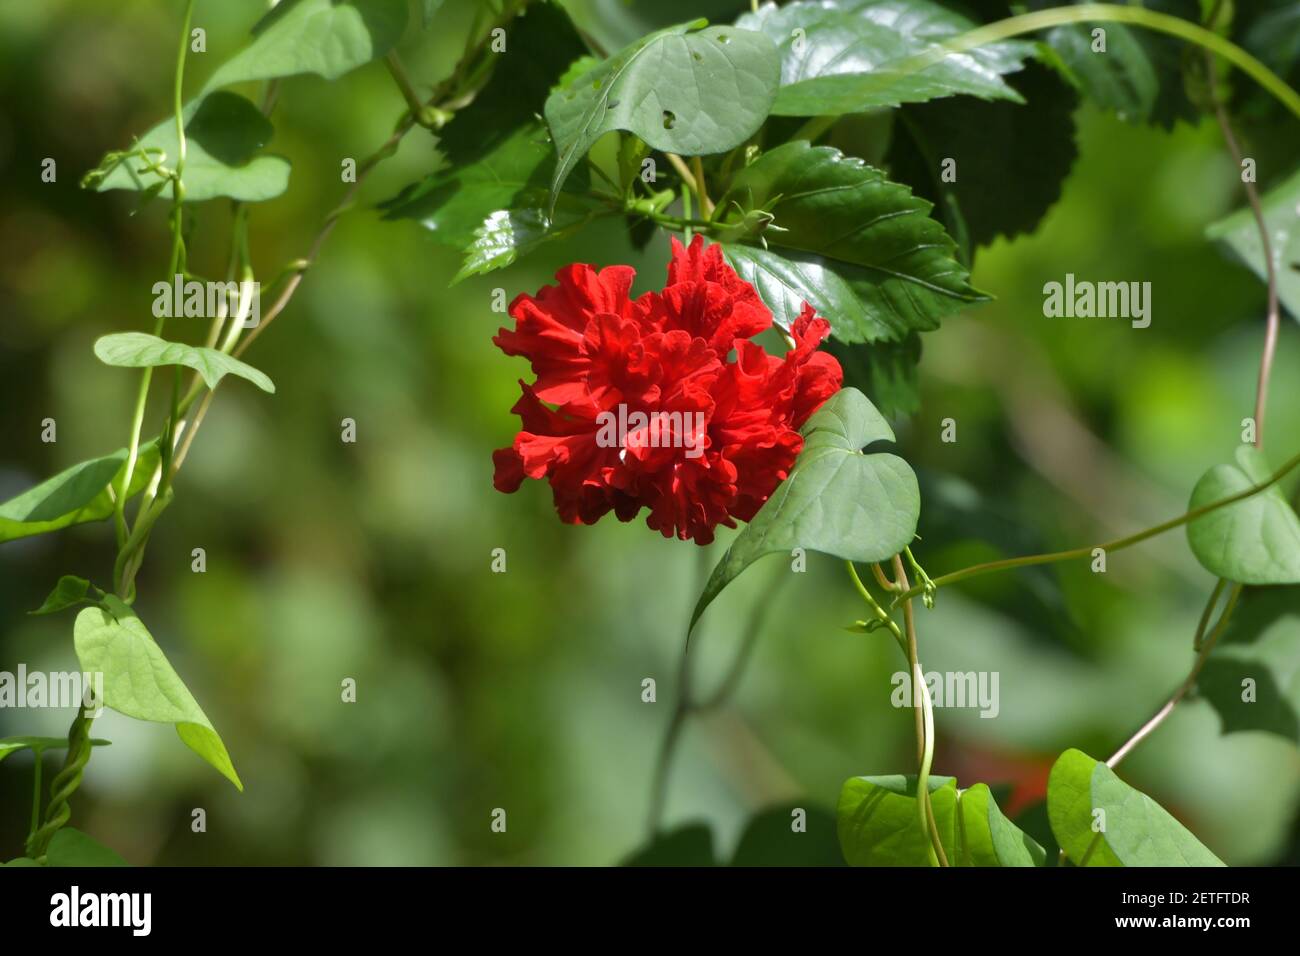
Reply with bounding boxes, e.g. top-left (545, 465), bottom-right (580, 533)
top-left (492, 236), bottom-right (843, 544)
